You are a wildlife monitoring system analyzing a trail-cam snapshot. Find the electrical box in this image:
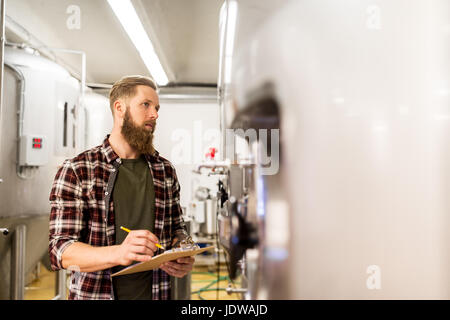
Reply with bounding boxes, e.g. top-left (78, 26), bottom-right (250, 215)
top-left (18, 135), bottom-right (49, 166)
